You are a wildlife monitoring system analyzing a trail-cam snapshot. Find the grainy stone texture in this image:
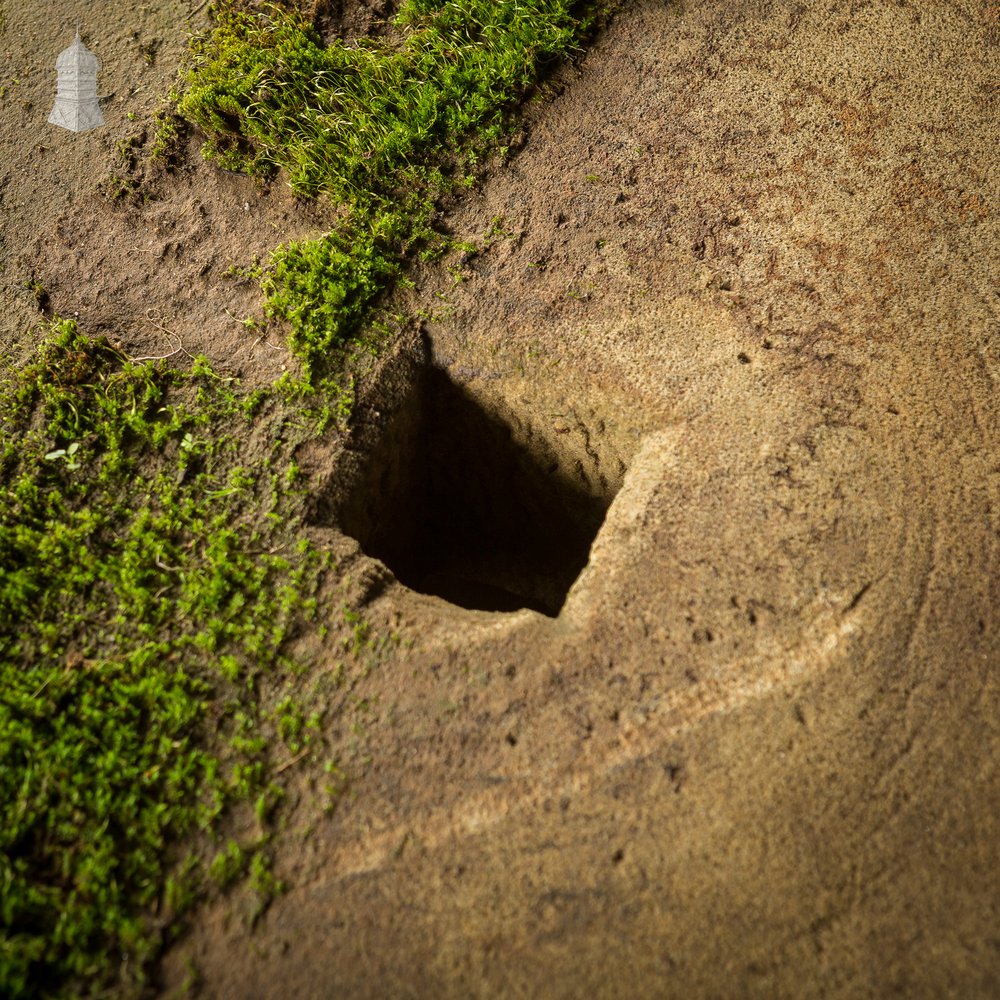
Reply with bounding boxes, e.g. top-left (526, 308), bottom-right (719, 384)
top-left (0, 0), bottom-right (333, 380)
top-left (184, 2), bottom-right (997, 996)
top-left (2, 0), bottom-right (999, 997)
